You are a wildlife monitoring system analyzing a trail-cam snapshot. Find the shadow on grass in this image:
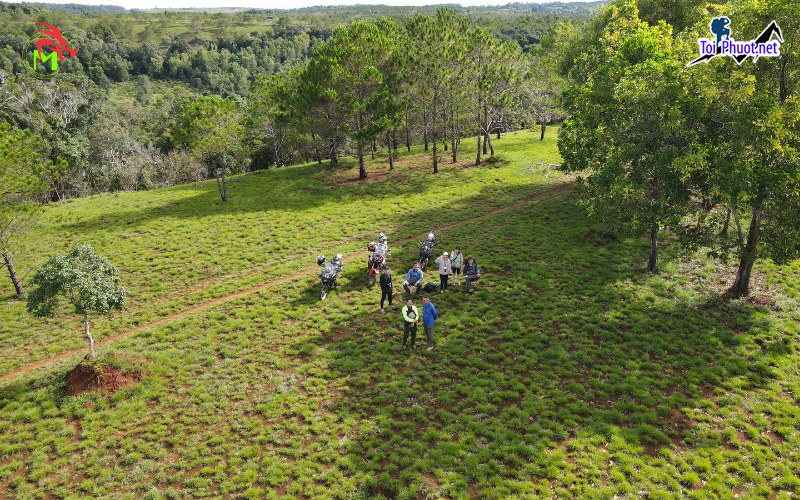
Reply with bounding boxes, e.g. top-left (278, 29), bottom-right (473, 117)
top-left (55, 146), bottom-right (551, 241)
top-left (306, 190), bottom-right (778, 498)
